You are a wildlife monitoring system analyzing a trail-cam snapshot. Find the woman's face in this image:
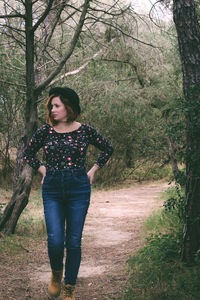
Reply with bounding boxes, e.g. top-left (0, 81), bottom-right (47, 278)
top-left (51, 96), bottom-right (67, 123)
